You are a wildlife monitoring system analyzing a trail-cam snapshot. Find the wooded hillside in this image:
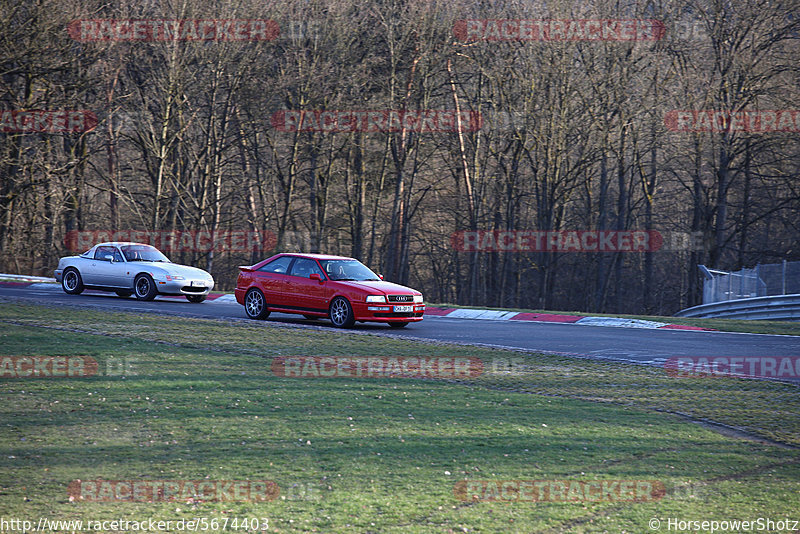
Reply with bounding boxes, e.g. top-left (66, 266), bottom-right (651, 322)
top-left (2, 0), bottom-right (798, 314)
